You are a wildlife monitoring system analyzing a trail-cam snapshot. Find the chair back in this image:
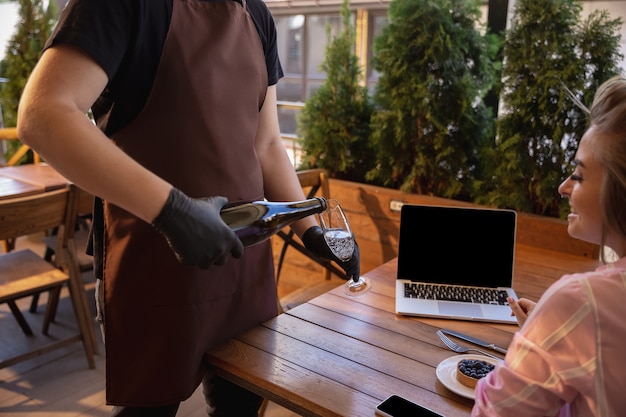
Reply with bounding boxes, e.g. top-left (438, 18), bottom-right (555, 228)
top-left (0, 187), bottom-right (74, 241)
top-left (52, 186), bottom-right (94, 271)
top-left (0, 185), bottom-right (96, 369)
top-left (294, 168), bottom-right (330, 201)
top-left (75, 187), bottom-right (94, 216)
